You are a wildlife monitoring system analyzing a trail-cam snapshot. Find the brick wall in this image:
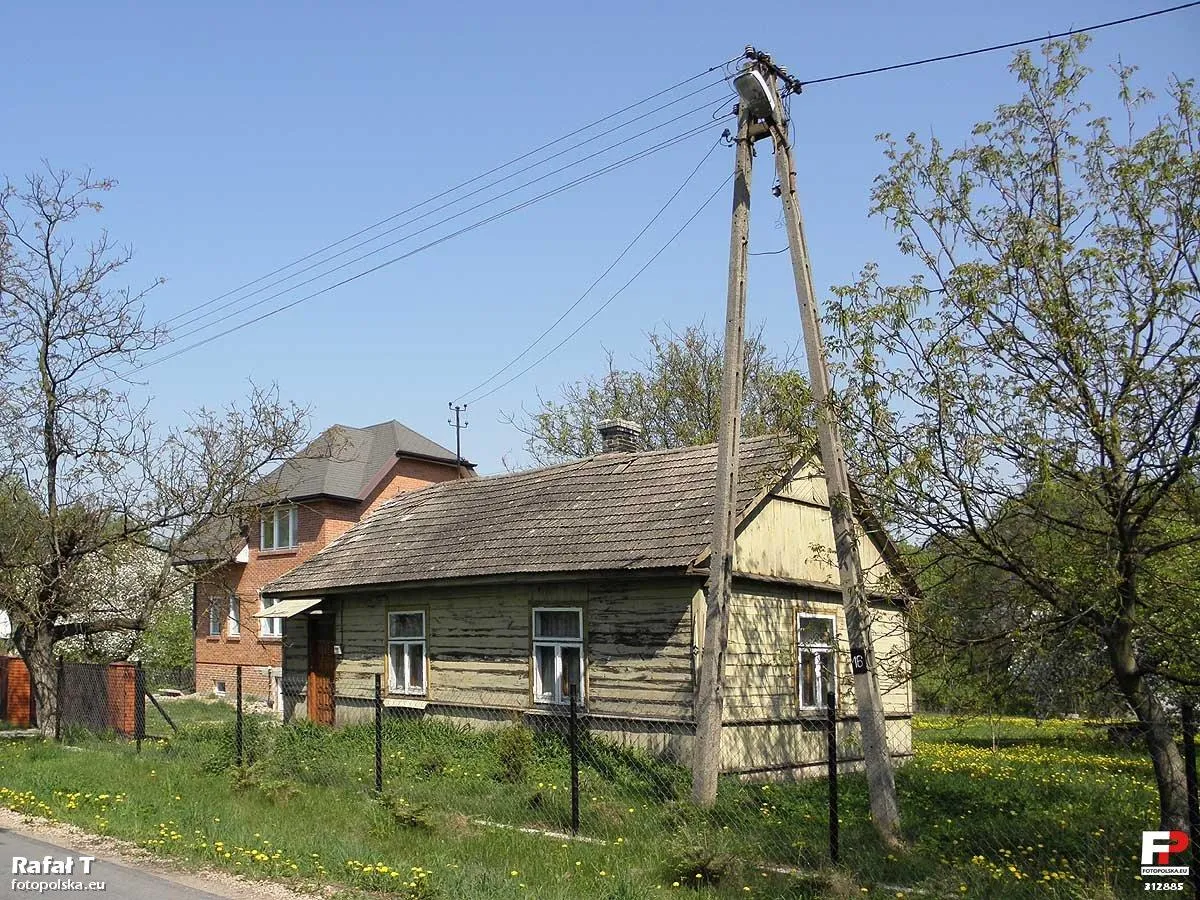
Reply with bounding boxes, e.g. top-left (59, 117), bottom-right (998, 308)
top-left (194, 455), bottom-right (469, 696)
top-left (362, 457), bottom-right (467, 515)
top-left (0, 656), bottom-right (35, 727)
